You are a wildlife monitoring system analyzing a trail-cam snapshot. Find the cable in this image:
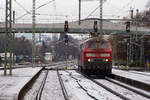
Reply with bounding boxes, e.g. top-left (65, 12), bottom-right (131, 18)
top-left (36, 0), bottom-right (55, 9)
top-left (86, 4), bottom-right (100, 18)
top-left (112, 0), bottom-right (134, 16)
top-left (85, 0), bottom-right (107, 18)
top-left (14, 0), bottom-right (30, 14)
top-left (77, 0), bottom-right (107, 34)
top-left (16, 0), bottom-right (55, 21)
